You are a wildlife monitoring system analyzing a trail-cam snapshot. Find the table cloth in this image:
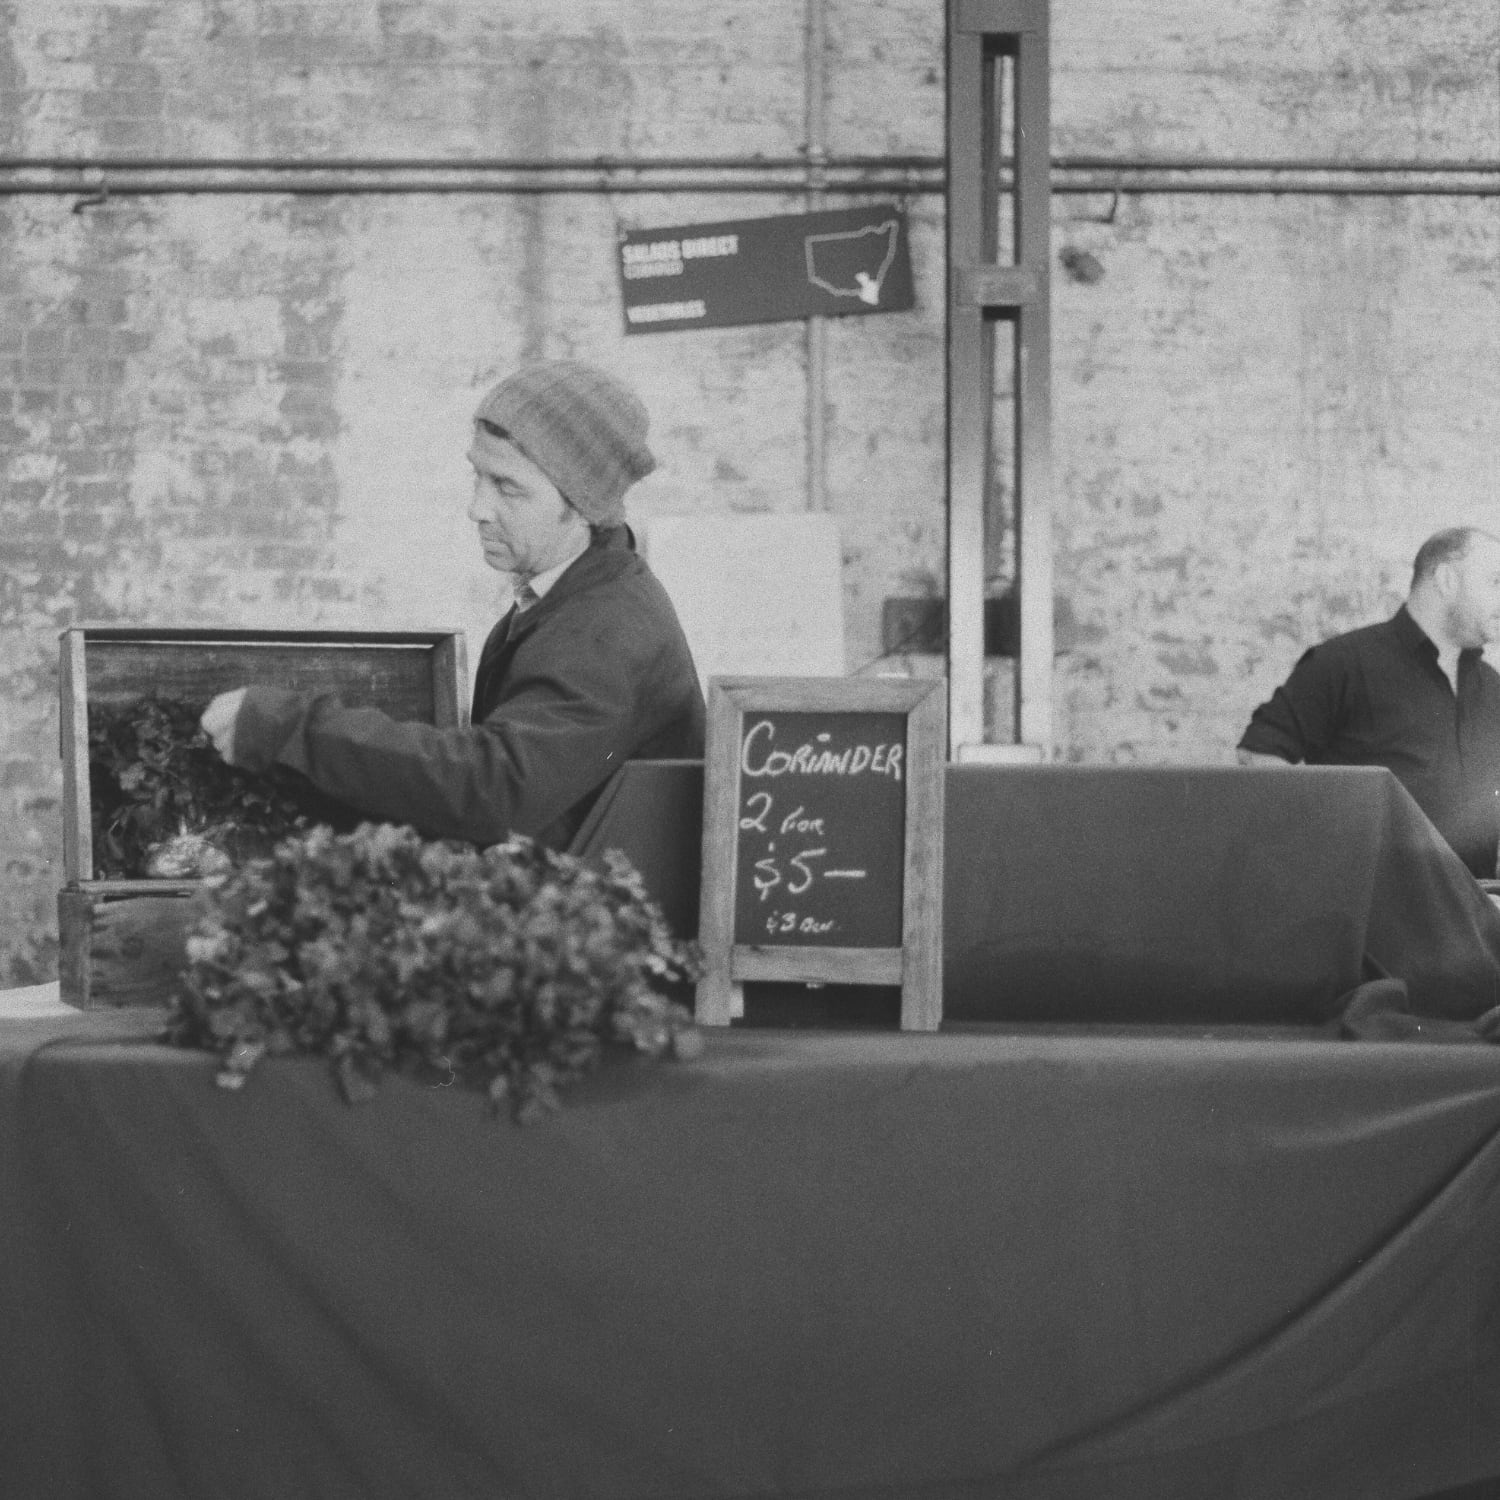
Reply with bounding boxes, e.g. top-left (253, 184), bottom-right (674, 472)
top-left (11, 760), bottom-right (1500, 1498)
top-left (573, 762), bottom-right (1500, 1024)
top-left (4, 1010), bottom-right (1500, 1500)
